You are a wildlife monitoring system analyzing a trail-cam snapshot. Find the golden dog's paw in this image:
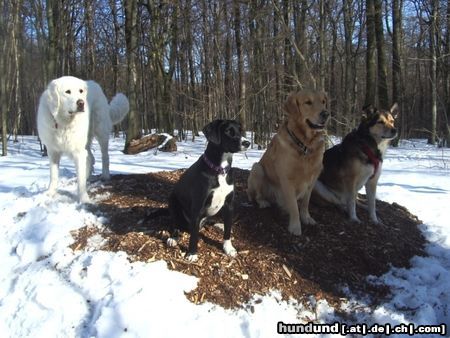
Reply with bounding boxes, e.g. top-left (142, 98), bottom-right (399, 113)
top-left (301, 215), bottom-right (317, 226)
top-left (288, 223), bottom-right (302, 236)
